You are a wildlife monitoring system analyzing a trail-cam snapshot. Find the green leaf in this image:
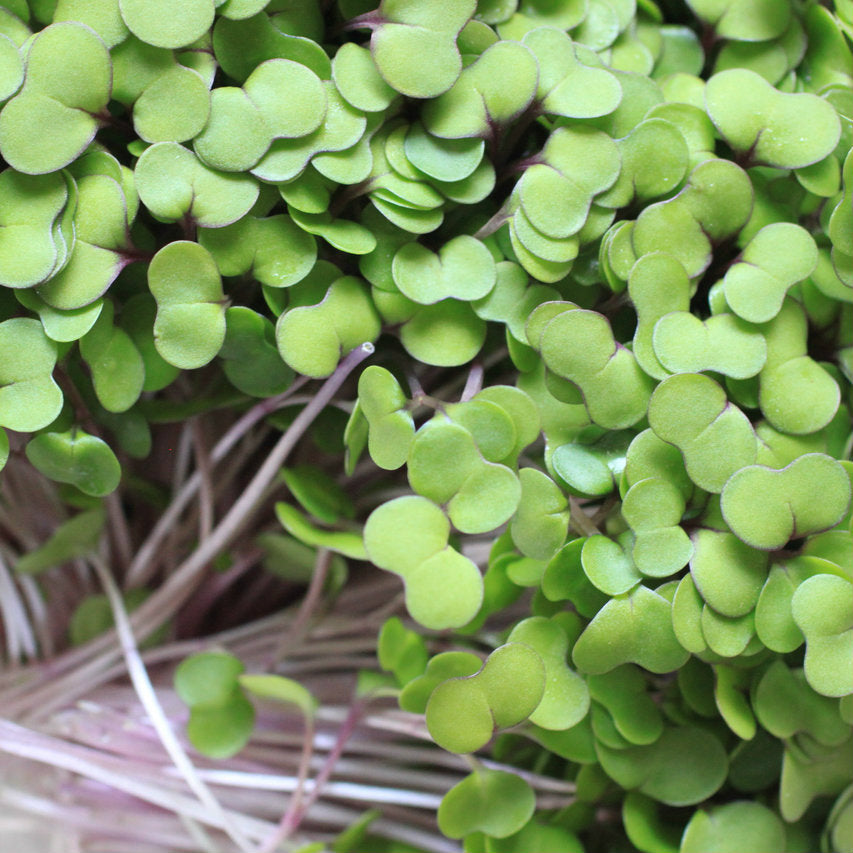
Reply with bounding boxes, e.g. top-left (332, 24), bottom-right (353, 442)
top-left (0, 169), bottom-right (69, 289)
top-left (281, 465), bottom-right (354, 525)
top-left (132, 65), bottom-right (211, 144)
top-left (510, 468), bottom-right (569, 561)
top-left (79, 299), bottom-right (145, 413)
top-left (680, 801), bottom-right (786, 853)
top-left (720, 454), bottom-right (852, 550)
top-left (356, 365), bottom-right (414, 470)
top-left (148, 241), bottom-right (226, 370)
top-left (690, 530), bottom-right (769, 617)
top-left (536, 306), bottom-right (654, 430)
top-left (392, 235), bottom-right (496, 304)
top-left (238, 674), bottom-right (317, 717)
top-left (705, 68), bottom-right (840, 168)
top-left (723, 223), bottom-right (818, 324)
top-left (15, 507), bottom-right (105, 574)
top-left (25, 429), bottom-right (121, 496)
top-left (119, 0), bottom-right (214, 48)
top-left (275, 501), bottom-right (366, 560)
top-left (507, 616), bottom-right (590, 731)
top-left (367, 0), bottom-right (476, 99)
top-left (0, 22), bottom-right (111, 174)
top-left (275, 275), bottom-right (380, 378)
top-left (648, 373), bottom-right (756, 493)
top-left (0, 317), bottom-right (62, 431)
top-left (135, 142), bottom-right (259, 228)
top-left (573, 584), bottom-right (689, 674)
top-left (791, 574), bottom-right (853, 697)
top-left (437, 771), bottom-right (535, 839)
top-left (596, 725), bottom-right (728, 806)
